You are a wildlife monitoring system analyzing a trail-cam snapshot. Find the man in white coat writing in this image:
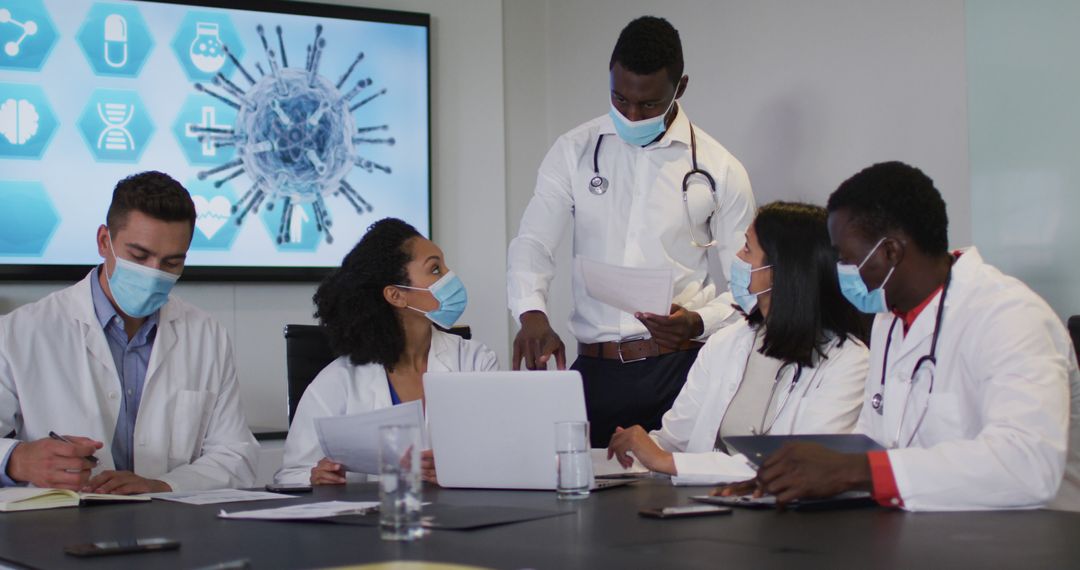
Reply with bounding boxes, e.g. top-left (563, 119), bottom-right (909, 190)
top-left (0, 171), bottom-right (257, 494)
